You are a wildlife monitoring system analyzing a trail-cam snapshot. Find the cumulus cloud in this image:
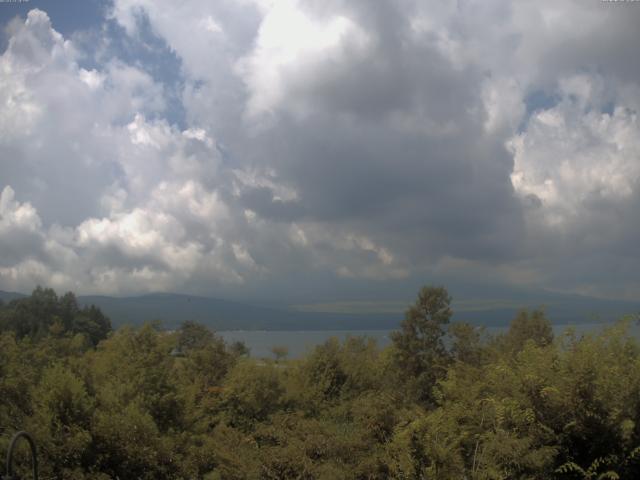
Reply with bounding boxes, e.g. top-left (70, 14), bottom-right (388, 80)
top-left (0, 11), bottom-right (241, 294)
top-left (235, 0), bottom-right (371, 118)
top-left (0, 186), bottom-right (44, 266)
top-left (510, 74), bottom-right (640, 227)
top-left (0, 9), bottom-right (166, 226)
top-left (1, 2), bottom-right (639, 300)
